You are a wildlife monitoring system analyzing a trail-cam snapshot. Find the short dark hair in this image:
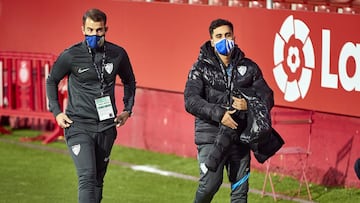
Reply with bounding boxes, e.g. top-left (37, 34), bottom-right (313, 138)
top-left (82, 8), bottom-right (107, 26)
top-left (209, 19), bottom-right (234, 37)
